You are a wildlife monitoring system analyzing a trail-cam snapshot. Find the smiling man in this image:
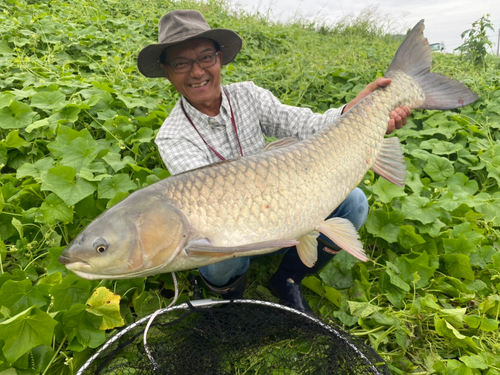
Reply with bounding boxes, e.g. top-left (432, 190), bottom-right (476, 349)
top-left (137, 10), bottom-right (409, 312)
